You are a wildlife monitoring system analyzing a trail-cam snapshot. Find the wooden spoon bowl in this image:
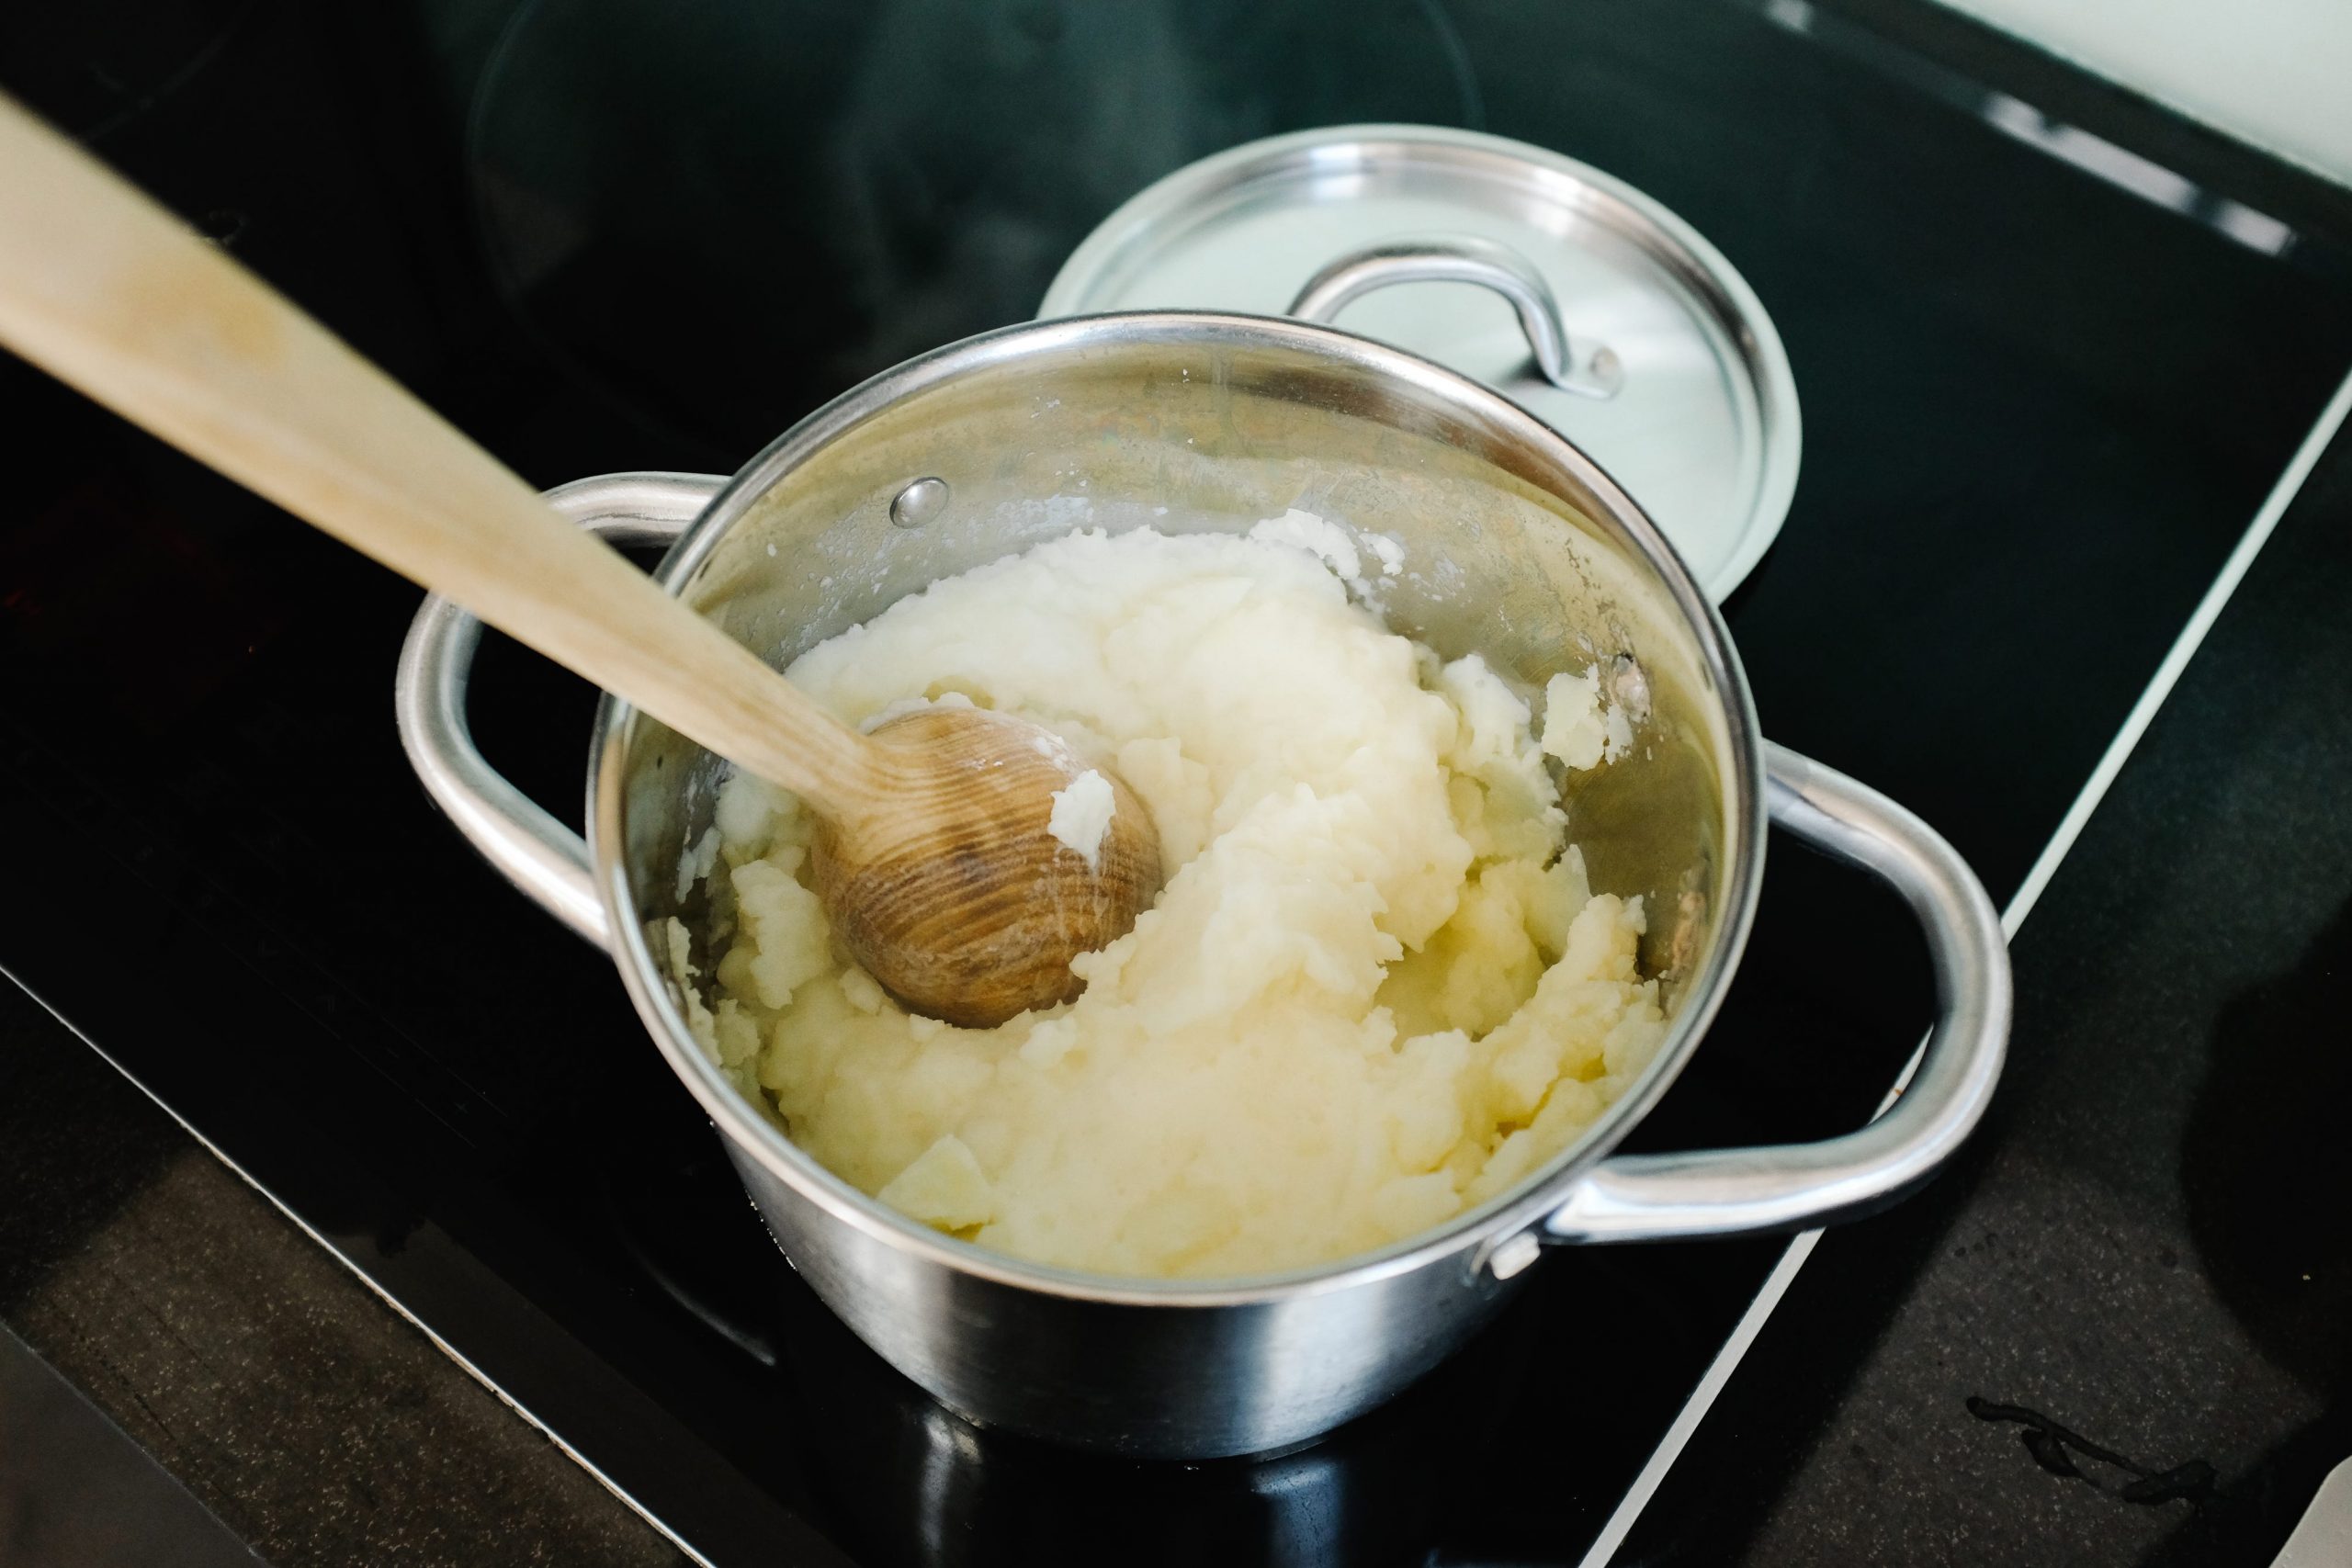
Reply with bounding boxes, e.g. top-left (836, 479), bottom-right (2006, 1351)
top-left (814, 707), bottom-right (1162, 1029)
top-left (0, 95), bottom-right (1164, 1030)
